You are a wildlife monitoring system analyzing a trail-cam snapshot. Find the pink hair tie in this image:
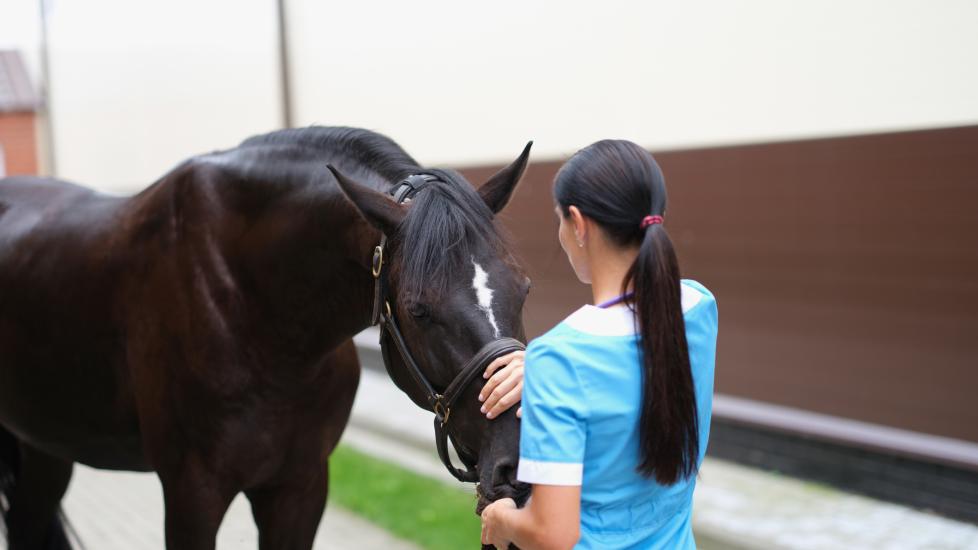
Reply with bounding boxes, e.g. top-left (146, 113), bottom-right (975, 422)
top-left (640, 215), bottom-right (664, 229)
